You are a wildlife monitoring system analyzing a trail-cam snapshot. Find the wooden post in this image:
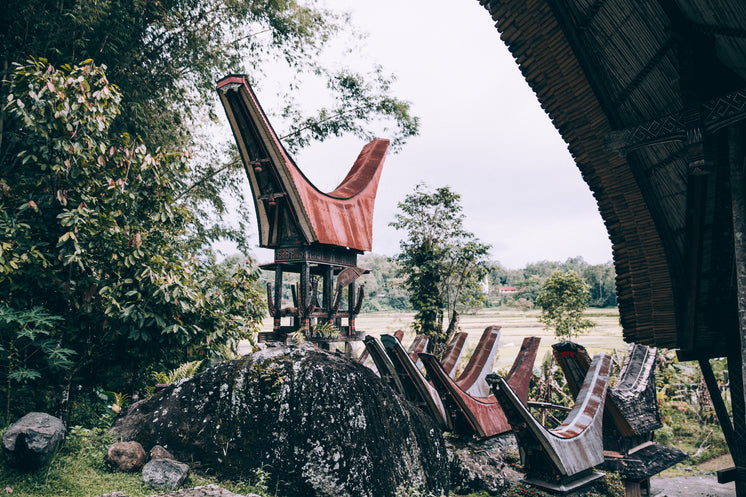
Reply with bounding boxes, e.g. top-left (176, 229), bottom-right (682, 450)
top-left (729, 125), bottom-right (746, 497)
top-left (273, 264), bottom-right (283, 334)
top-left (699, 357), bottom-right (736, 450)
top-left (323, 265), bottom-right (333, 320)
top-left (348, 282), bottom-right (356, 337)
top-left (300, 261), bottom-right (310, 334)
top-left (624, 479), bottom-right (644, 497)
